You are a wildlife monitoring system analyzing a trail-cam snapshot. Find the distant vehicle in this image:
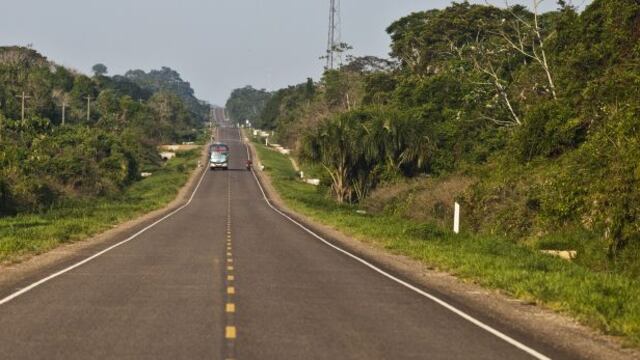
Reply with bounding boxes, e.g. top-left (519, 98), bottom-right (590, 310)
top-left (210, 151), bottom-right (229, 170)
top-left (210, 143), bottom-right (229, 170)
